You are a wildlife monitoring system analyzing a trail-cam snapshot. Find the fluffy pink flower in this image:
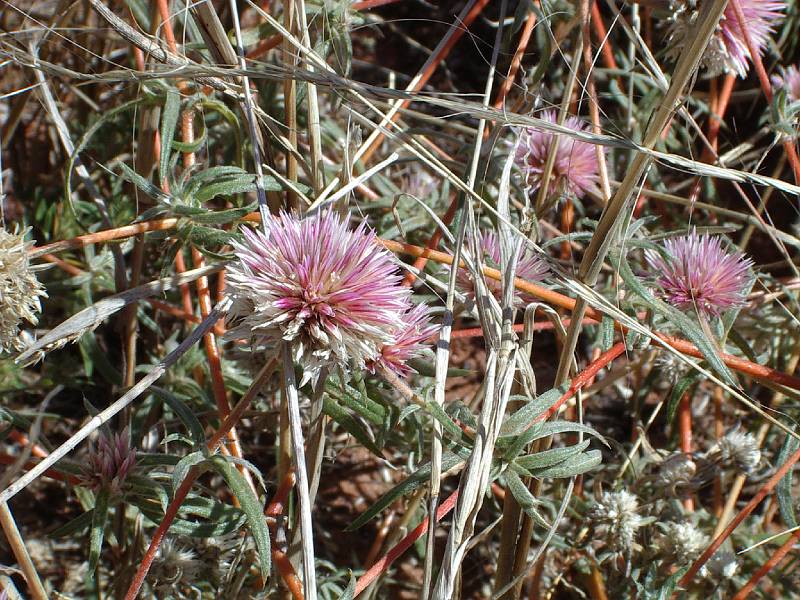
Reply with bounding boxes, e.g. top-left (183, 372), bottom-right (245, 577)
top-left (226, 211), bottom-right (428, 381)
top-left (645, 229), bottom-right (753, 318)
top-left (515, 110), bottom-right (600, 200)
top-left (456, 231), bottom-right (548, 307)
top-left (80, 429), bottom-right (137, 494)
top-left (772, 65), bottom-right (800, 101)
top-left (668, 0), bottom-right (784, 78)
top-left (369, 304), bottom-right (438, 377)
